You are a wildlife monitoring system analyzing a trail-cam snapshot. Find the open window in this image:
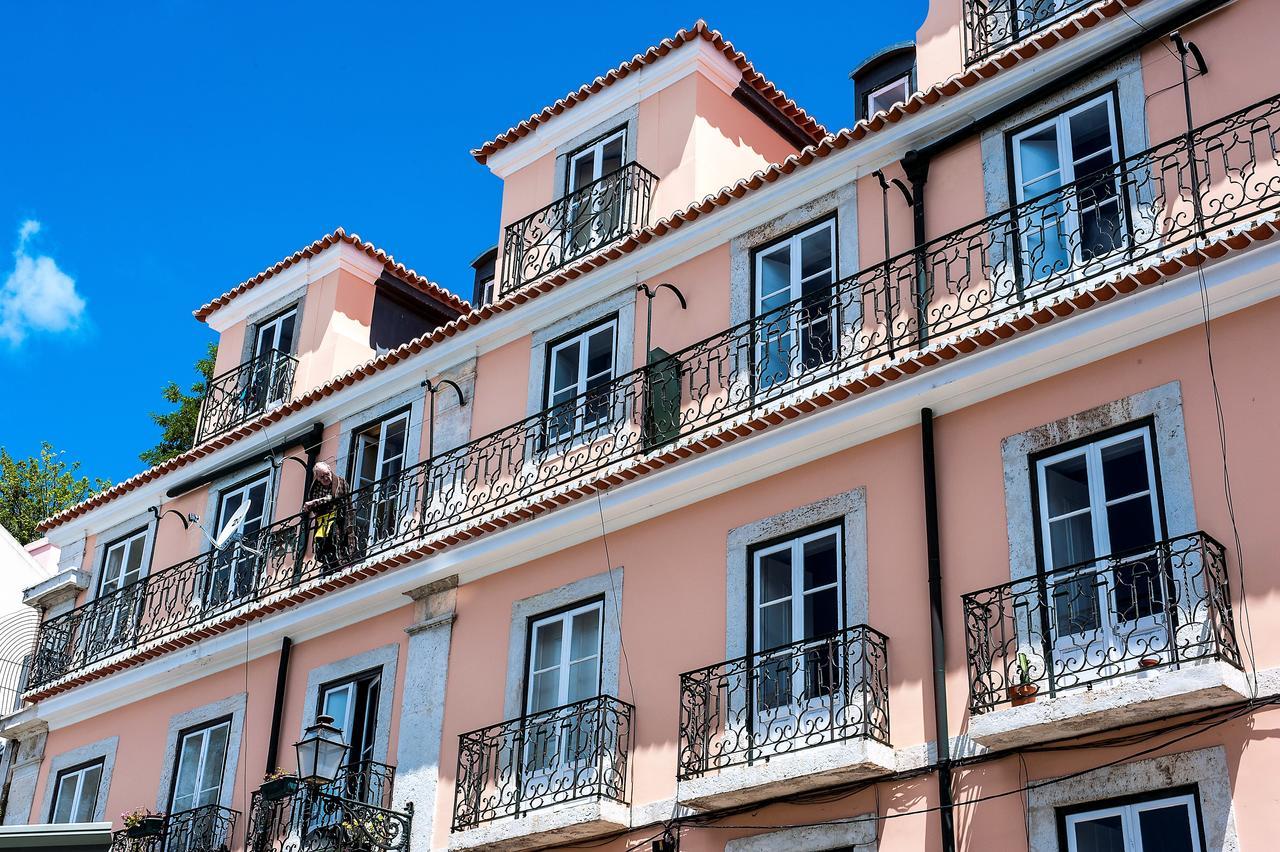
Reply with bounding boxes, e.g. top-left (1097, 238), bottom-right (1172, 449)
top-left (1010, 92), bottom-right (1125, 287)
top-left (318, 670), bottom-right (383, 803)
top-left (349, 409), bottom-right (413, 548)
top-left (48, 759), bottom-right (104, 824)
top-left (752, 219), bottom-right (838, 390)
